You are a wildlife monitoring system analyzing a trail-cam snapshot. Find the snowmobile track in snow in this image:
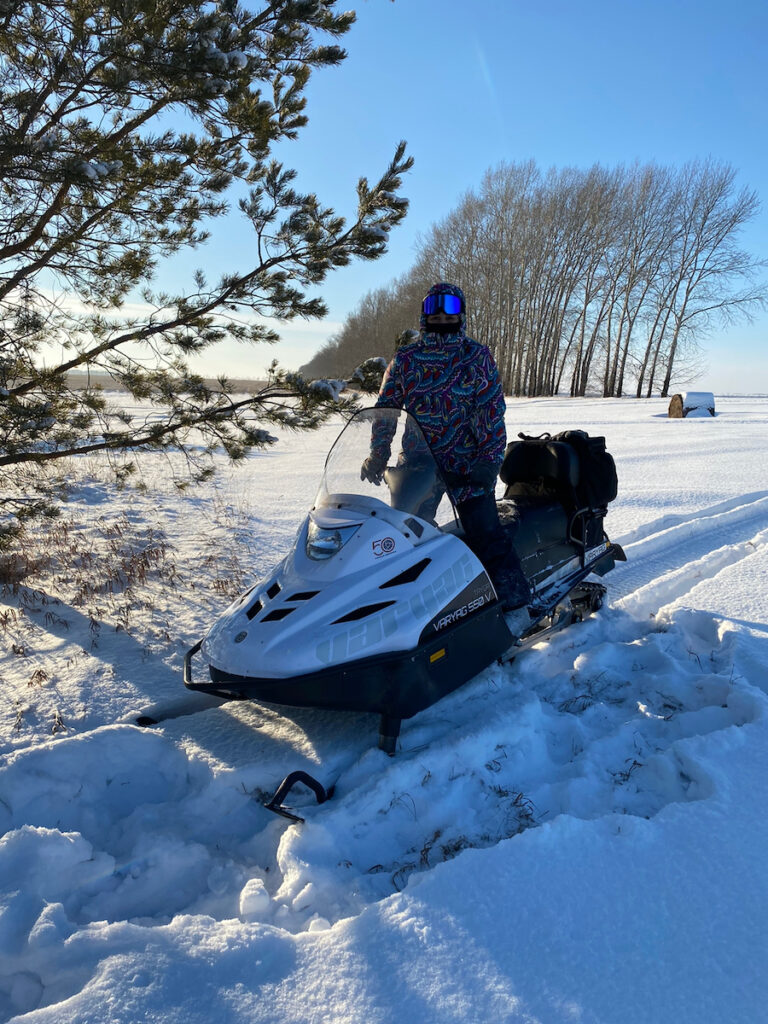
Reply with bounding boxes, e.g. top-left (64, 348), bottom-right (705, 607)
top-left (611, 492), bottom-right (768, 604)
